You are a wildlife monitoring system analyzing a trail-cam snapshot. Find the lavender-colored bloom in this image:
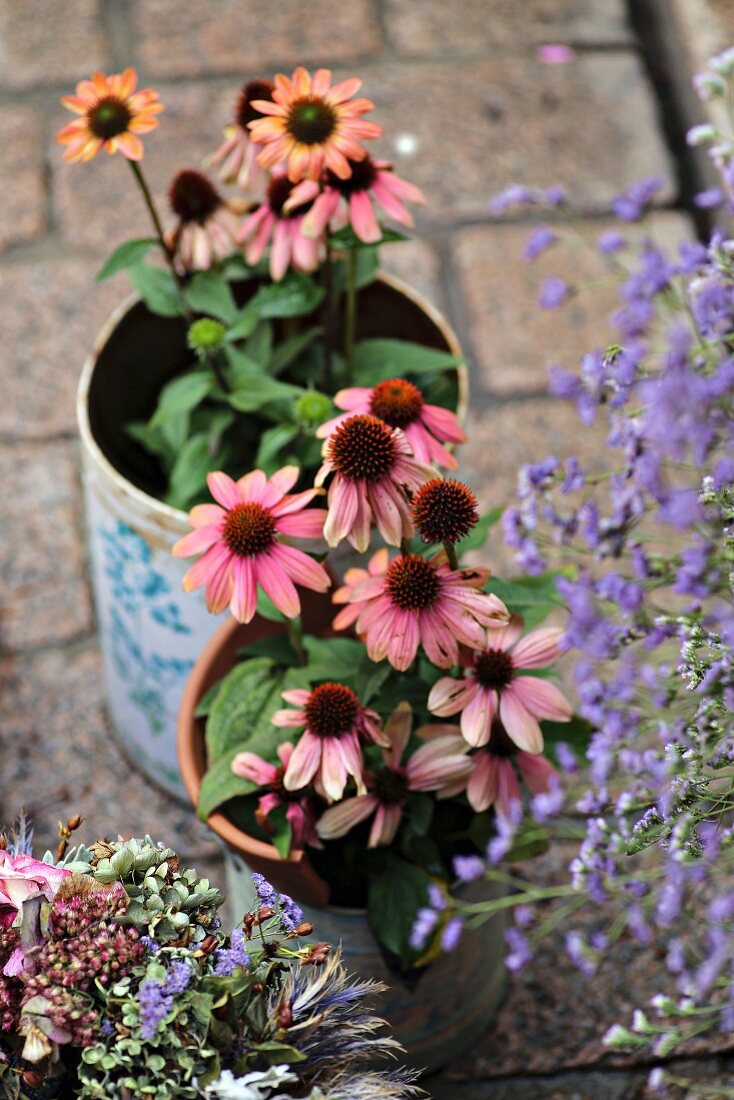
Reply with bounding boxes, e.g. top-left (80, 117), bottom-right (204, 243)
top-left (488, 184), bottom-right (535, 214)
top-left (561, 457), bottom-right (585, 493)
top-left (165, 960), bottom-right (191, 994)
top-left (440, 916), bottom-right (463, 953)
top-left (554, 741), bottom-right (578, 773)
top-left (713, 457), bottom-right (734, 489)
top-left (453, 855), bottom-right (485, 883)
top-left (410, 907), bottom-right (438, 950)
top-left (427, 883), bottom-right (448, 911)
top-left (214, 928), bottom-right (250, 977)
top-left (250, 872), bottom-right (277, 907)
top-left (505, 928), bottom-right (532, 971)
top-left (694, 187), bottom-right (725, 208)
top-left (598, 229), bottom-right (625, 253)
top-left (523, 225), bottom-right (558, 260)
top-left (544, 185), bottom-right (566, 206)
top-left (539, 276), bottom-right (569, 309)
top-left (279, 893), bottom-right (304, 933)
top-left (138, 977), bottom-right (172, 1040)
top-left (611, 175), bottom-right (664, 221)
top-left (140, 935), bottom-right (160, 955)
